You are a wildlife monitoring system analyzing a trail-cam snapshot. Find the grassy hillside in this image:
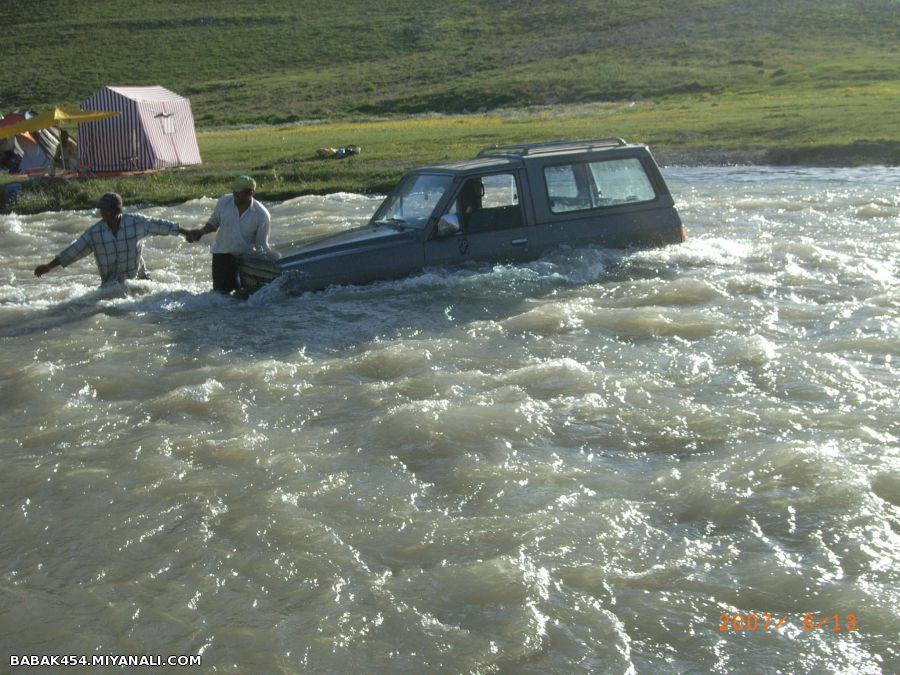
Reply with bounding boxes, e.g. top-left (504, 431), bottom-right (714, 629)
top-left (4, 0), bottom-right (898, 126)
top-left (2, 0), bottom-right (898, 213)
